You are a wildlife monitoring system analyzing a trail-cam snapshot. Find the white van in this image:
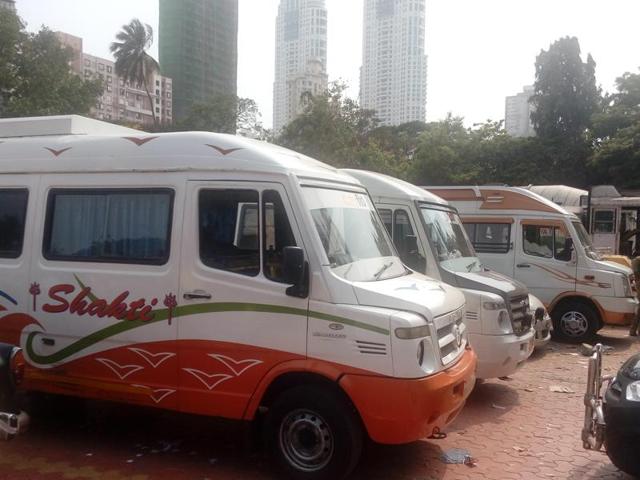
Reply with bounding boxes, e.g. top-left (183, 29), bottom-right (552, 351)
top-left (344, 171), bottom-right (534, 380)
top-left (0, 116), bottom-right (476, 479)
top-left (429, 186), bottom-right (637, 343)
